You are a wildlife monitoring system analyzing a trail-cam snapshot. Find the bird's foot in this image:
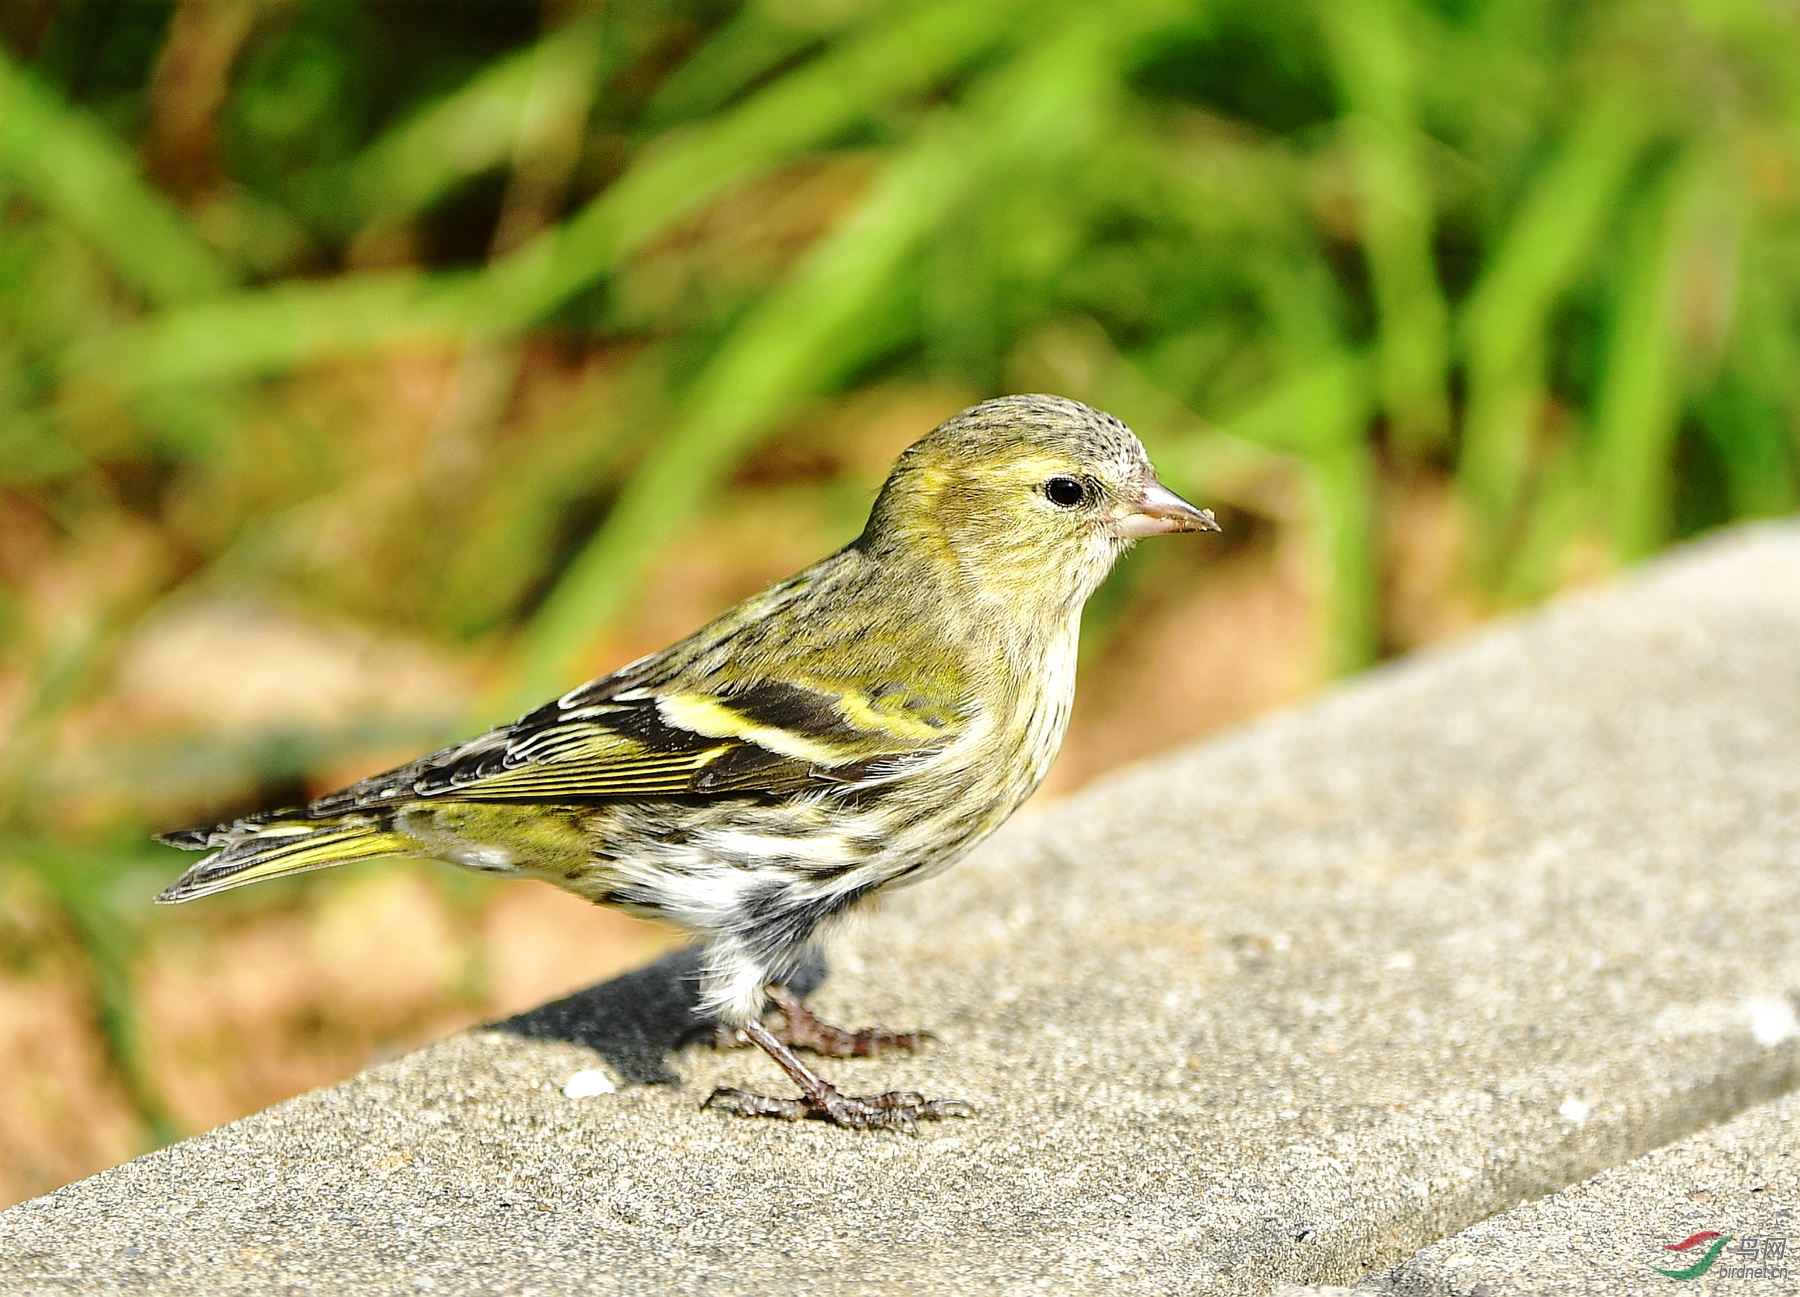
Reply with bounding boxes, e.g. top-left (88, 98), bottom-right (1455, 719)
top-left (768, 984), bottom-right (932, 1058)
top-left (704, 1014), bottom-right (971, 1133)
top-left (703, 1084), bottom-right (973, 1134)
top-left (695, 984), bottom-right (932, 1058)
